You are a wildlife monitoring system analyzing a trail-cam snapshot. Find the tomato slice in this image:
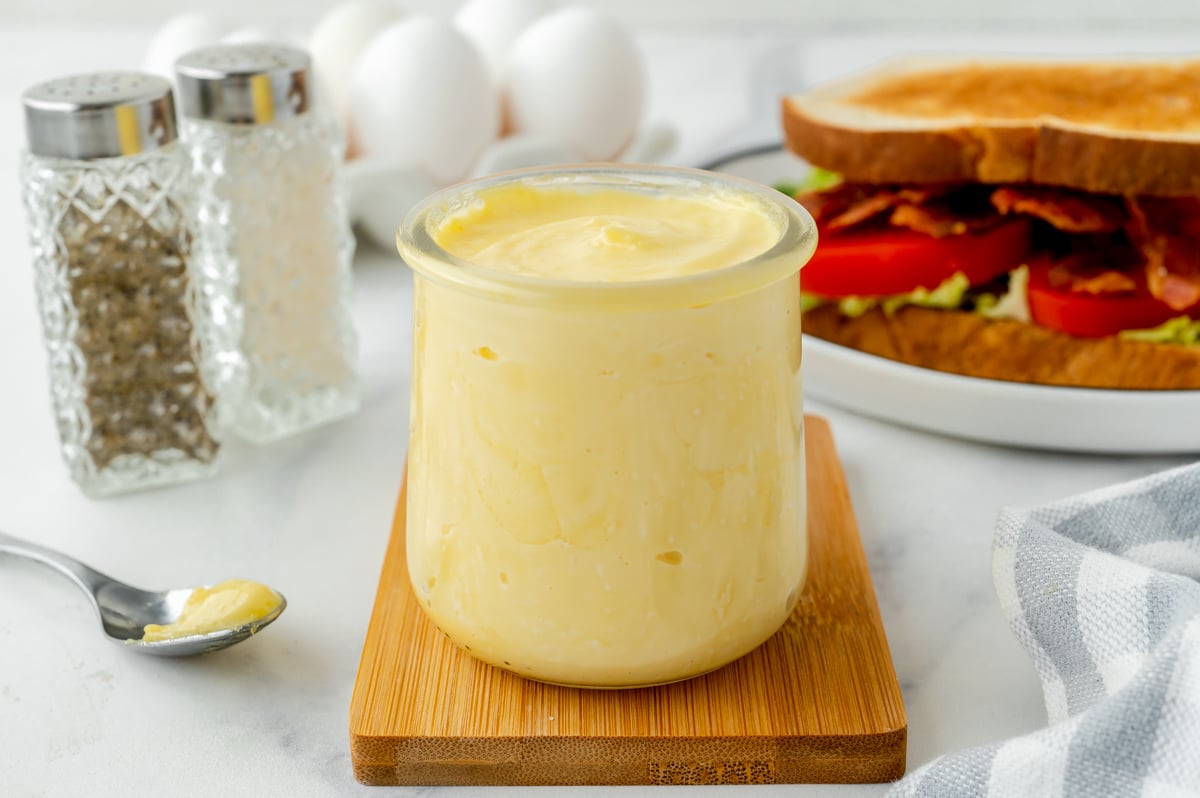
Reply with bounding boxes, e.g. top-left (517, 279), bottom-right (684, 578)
top-left (1027, 256), bottom-right (1200, 338)
top-left (802, 218), bottom-right (1033, 297)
